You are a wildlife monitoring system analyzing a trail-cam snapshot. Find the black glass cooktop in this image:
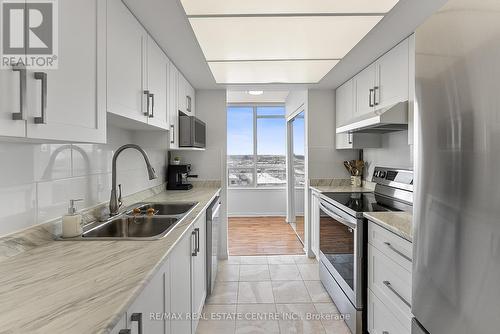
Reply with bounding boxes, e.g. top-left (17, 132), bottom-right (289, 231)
top-left (322, 192), bottom-right (406, 213)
